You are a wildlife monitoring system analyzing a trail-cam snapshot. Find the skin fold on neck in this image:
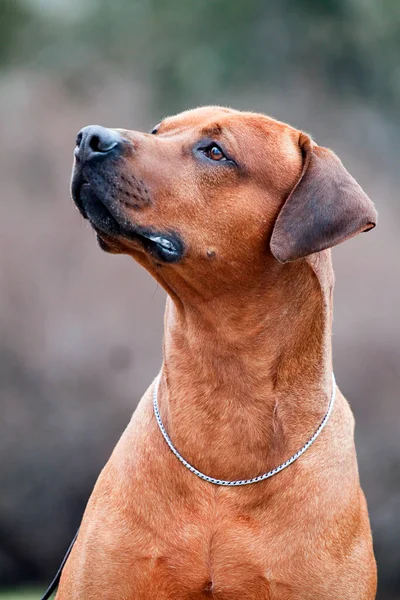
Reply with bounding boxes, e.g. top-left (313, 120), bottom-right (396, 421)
top-left (155, 251), bottom-right (334, 483)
